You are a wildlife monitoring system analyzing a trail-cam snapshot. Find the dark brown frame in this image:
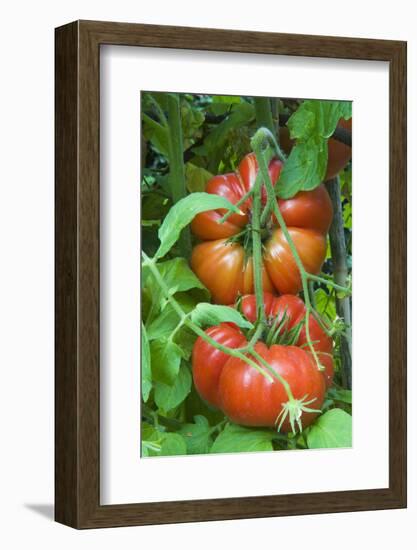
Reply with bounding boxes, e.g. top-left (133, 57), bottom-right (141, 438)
top-left (55, 20), bottom-right (407, 529)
